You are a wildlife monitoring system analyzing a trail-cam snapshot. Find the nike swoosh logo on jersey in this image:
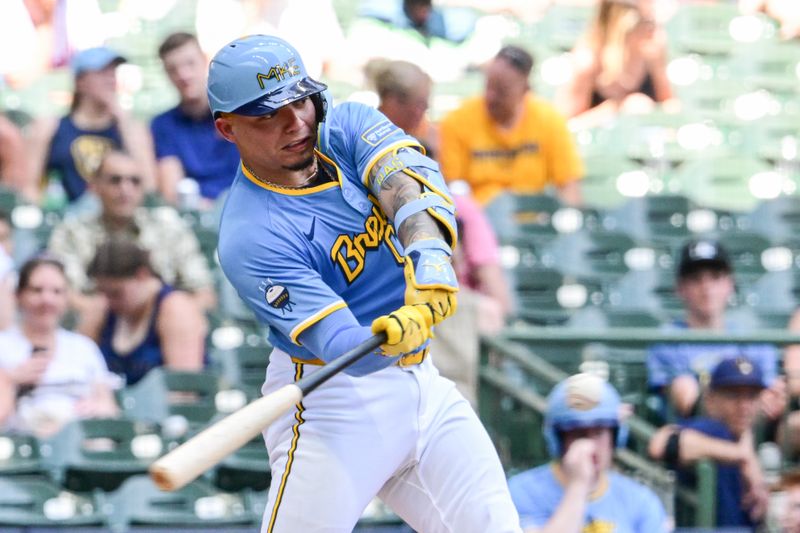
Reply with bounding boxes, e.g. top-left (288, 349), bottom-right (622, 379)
top-left (304, 217), bottom-right (317, 241)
